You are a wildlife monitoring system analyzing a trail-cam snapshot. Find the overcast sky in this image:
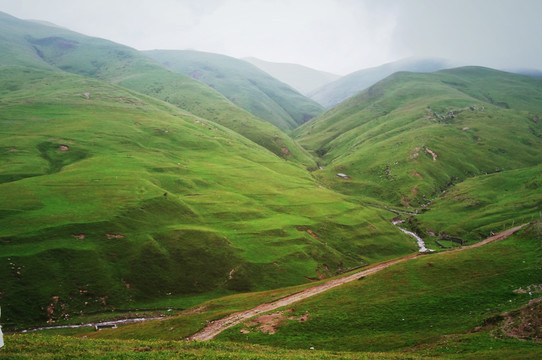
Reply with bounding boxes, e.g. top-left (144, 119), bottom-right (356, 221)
top-left (1, 0), bottom-right (540, 75)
